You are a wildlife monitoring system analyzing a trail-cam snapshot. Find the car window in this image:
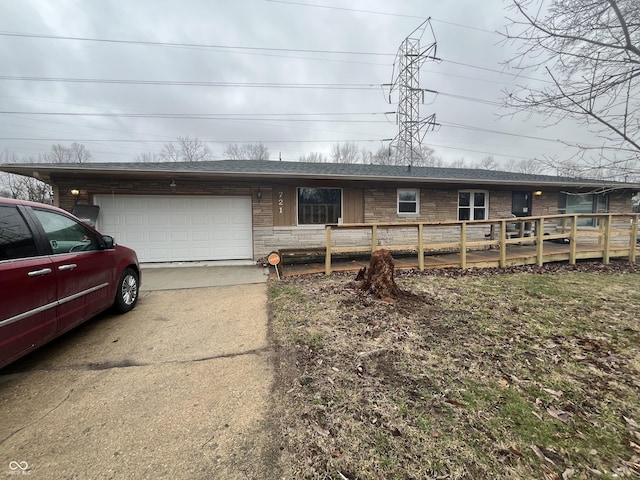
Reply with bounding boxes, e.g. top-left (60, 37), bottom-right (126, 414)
top-left (33, 209), bottom-right (100, 254)
top-left (0, 205), bottom-right (39, 260)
